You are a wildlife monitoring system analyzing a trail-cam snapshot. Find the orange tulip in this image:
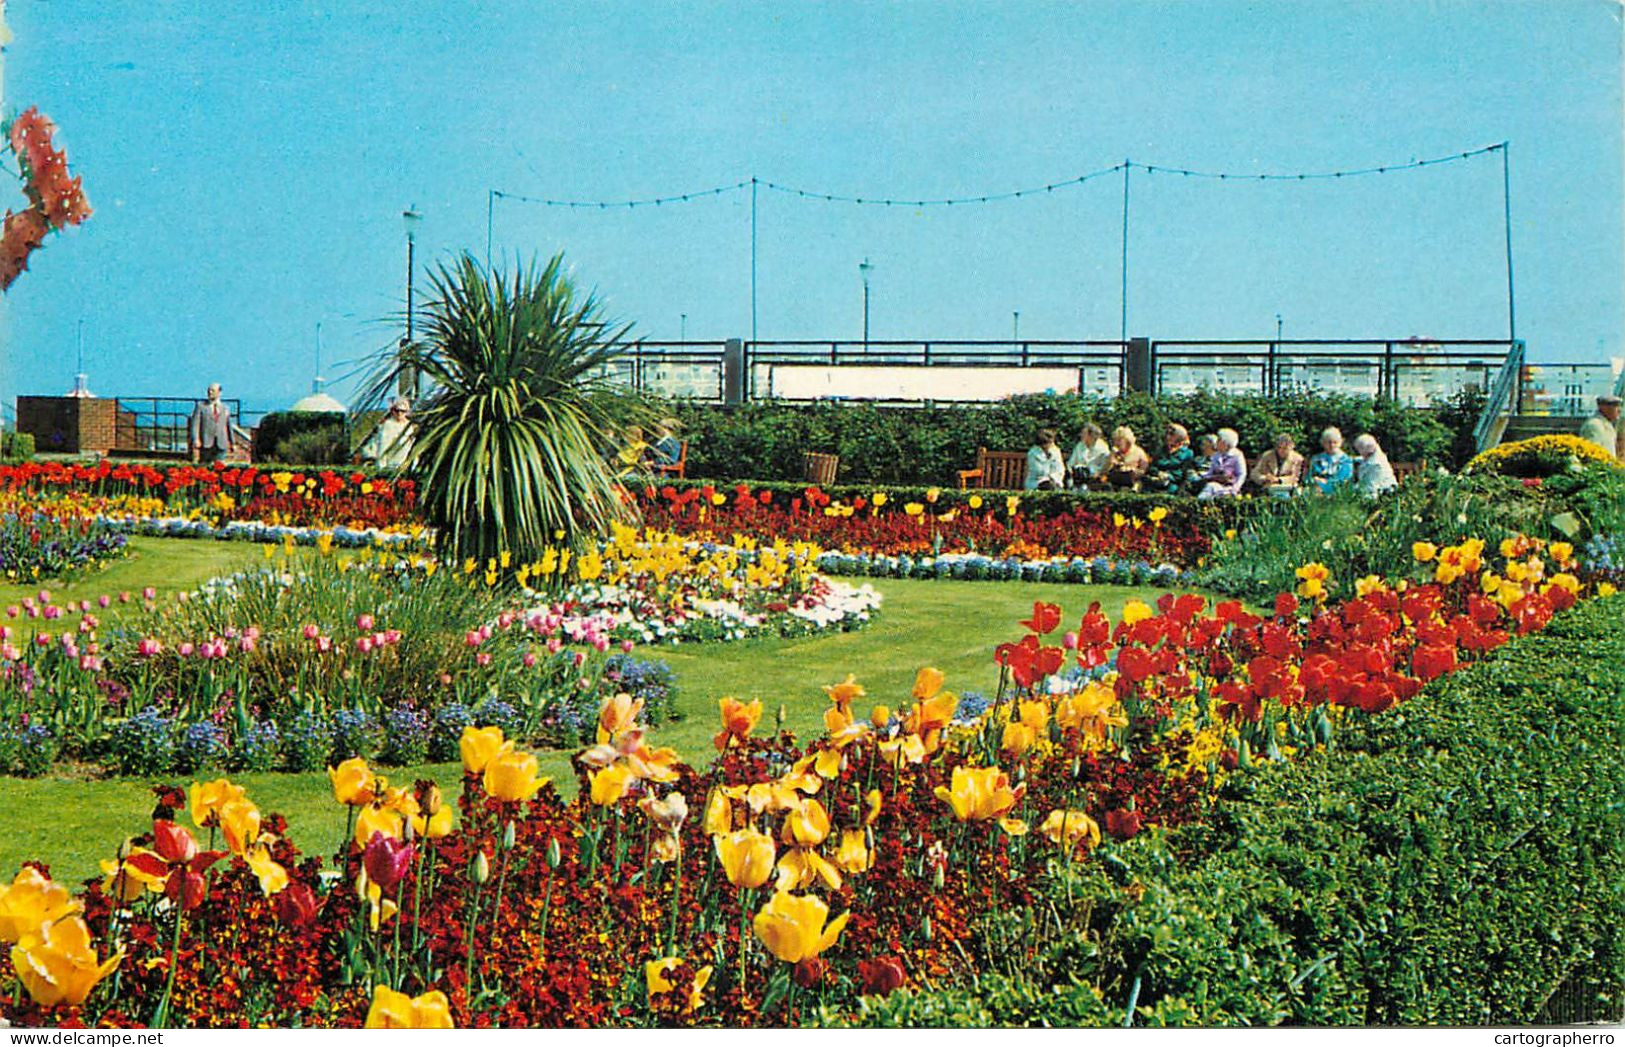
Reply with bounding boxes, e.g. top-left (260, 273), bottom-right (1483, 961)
top-left (713, 696), bottom-right (763, 751)
top-left (823, 674), bottom-right (865, 715)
